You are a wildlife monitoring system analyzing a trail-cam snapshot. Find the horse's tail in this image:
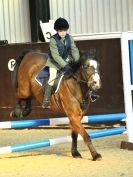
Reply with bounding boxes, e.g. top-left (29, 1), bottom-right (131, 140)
top-left (11, 49), bottom-right (32, 89)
